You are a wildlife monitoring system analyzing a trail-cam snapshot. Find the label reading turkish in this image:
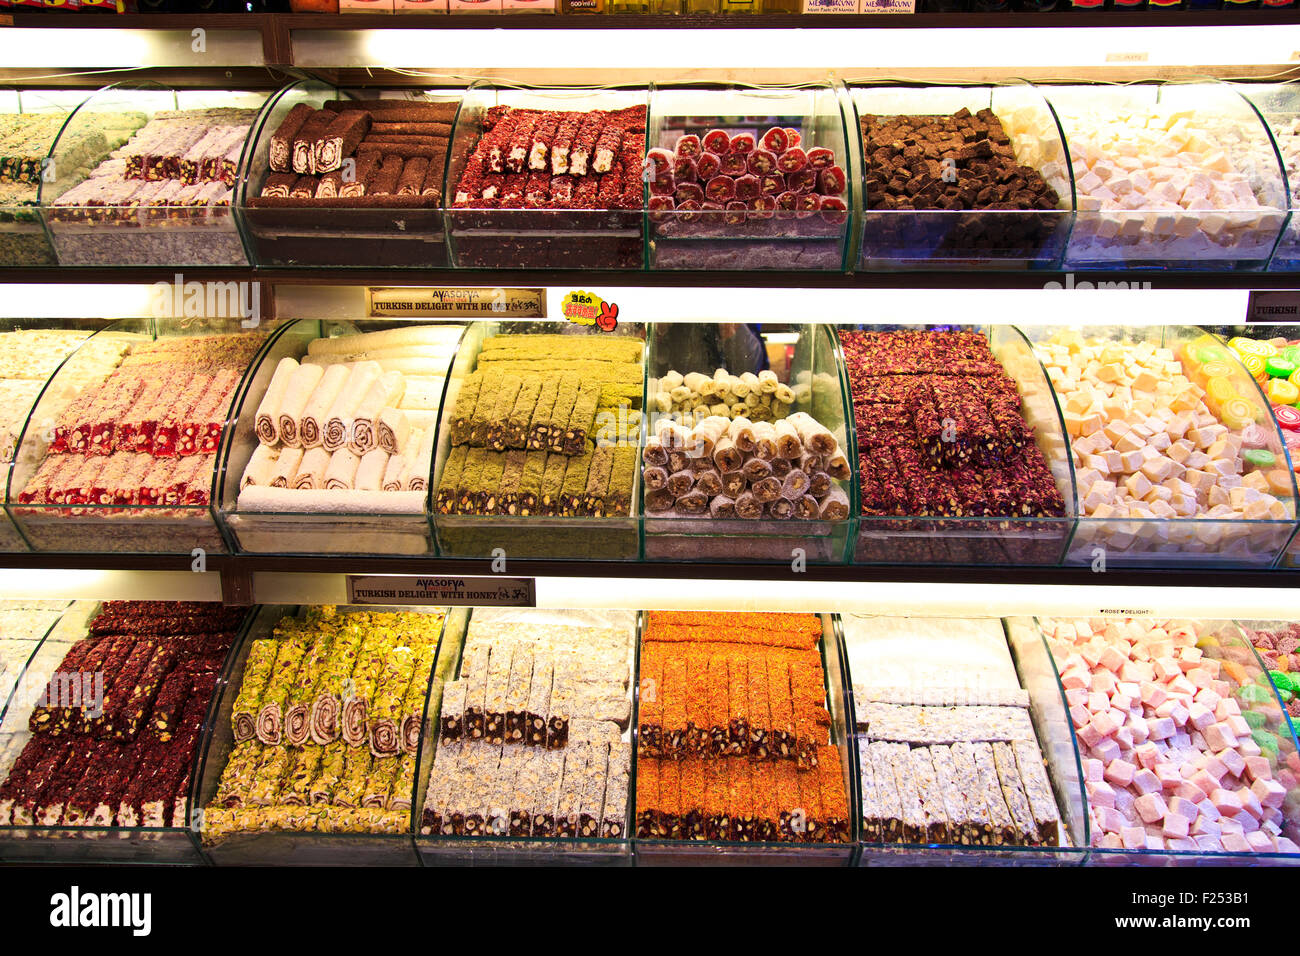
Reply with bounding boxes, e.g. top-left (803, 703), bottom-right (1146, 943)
top-left (368, 286), bottom-right (545, 318)
top-left (347, 575), bottom-right (536, 607)
top-left (1247, 291), bottom-right (1300, 323)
